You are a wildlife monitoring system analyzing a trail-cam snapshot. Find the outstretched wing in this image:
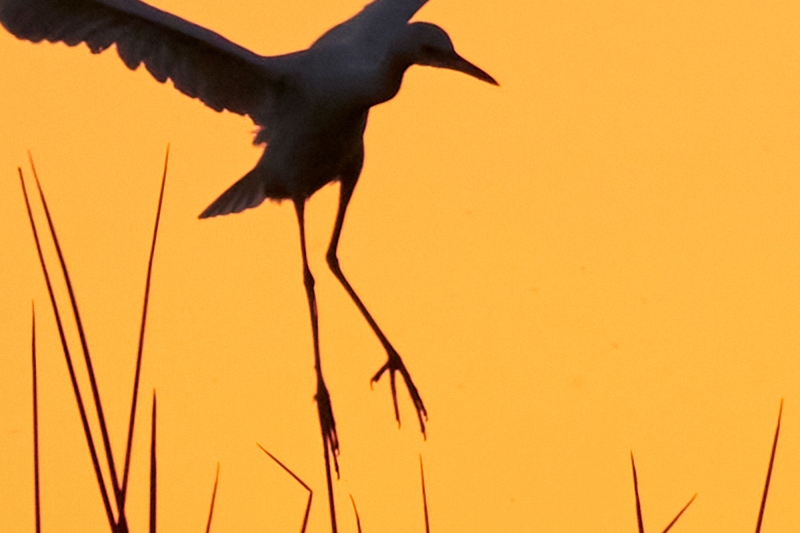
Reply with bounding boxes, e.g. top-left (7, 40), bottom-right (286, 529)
top-left (356, 0), bottom-right (428, 27)
top-left (356, 0), bottom-right (428, 24)
top-left (0, 0), bottom-right (291, 123)
top-left (313, 0), bottom-right (428, 48)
